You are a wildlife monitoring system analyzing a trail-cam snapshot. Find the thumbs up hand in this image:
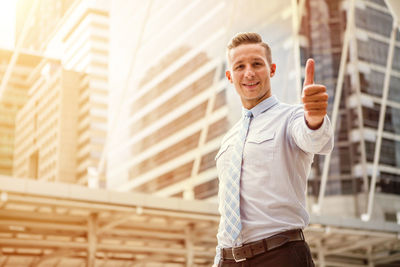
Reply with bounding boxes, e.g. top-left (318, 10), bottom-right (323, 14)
top-left (302, 58), bottom-right (328, 130)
